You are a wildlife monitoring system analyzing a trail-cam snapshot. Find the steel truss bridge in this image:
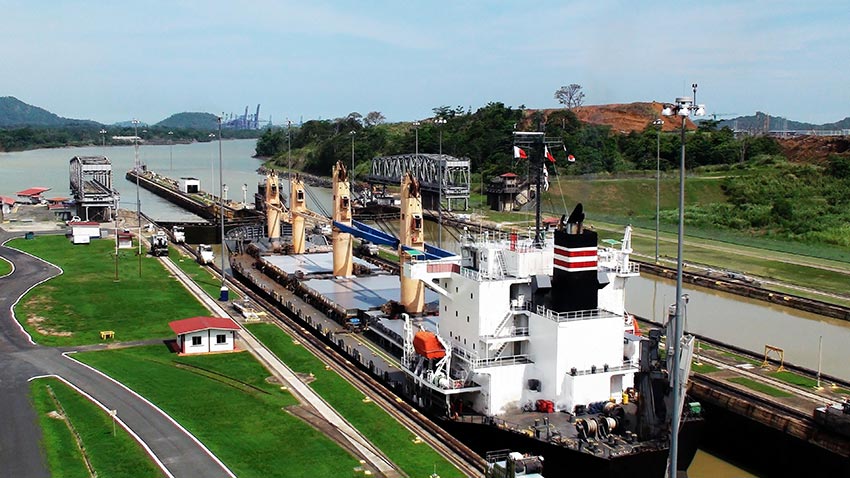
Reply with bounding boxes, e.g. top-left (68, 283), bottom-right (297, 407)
top-left (69, 155), bottom-right (119, 222)
top-left (366, 153), bottom-right (470, 210)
